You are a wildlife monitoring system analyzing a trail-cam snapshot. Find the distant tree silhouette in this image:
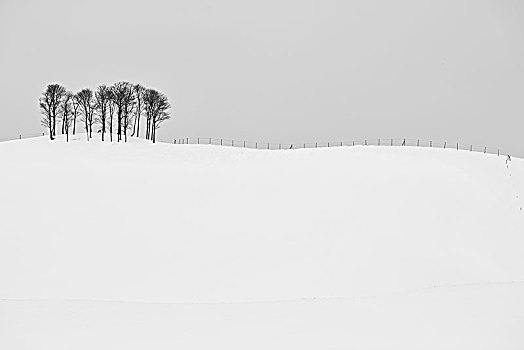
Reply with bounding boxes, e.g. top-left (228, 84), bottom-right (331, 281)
top-left (95, 85), bottom-right (110, 141)
top-left (39, 82), bottom-right (171, 142)
top-left (131, 84), bottom-right (145, 138)
top-left (71, 93), bottom-right (80, 135)
top-left (111, 81), bottom-right (134, 142)
top-left (122, 89), bottom-right (135, 142)
top-left (144, 89), bottom-right (171, 143)
top-left (39, 84), bottom-right (66, 140)
top-left (107, 88), bottom-right (116, 142)
top-left (77, 88), bottom-right (95, 140)
top-left (59, 92), bottom-right (74, 142)
top-left (60, 93), bottom-right (67, 134)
